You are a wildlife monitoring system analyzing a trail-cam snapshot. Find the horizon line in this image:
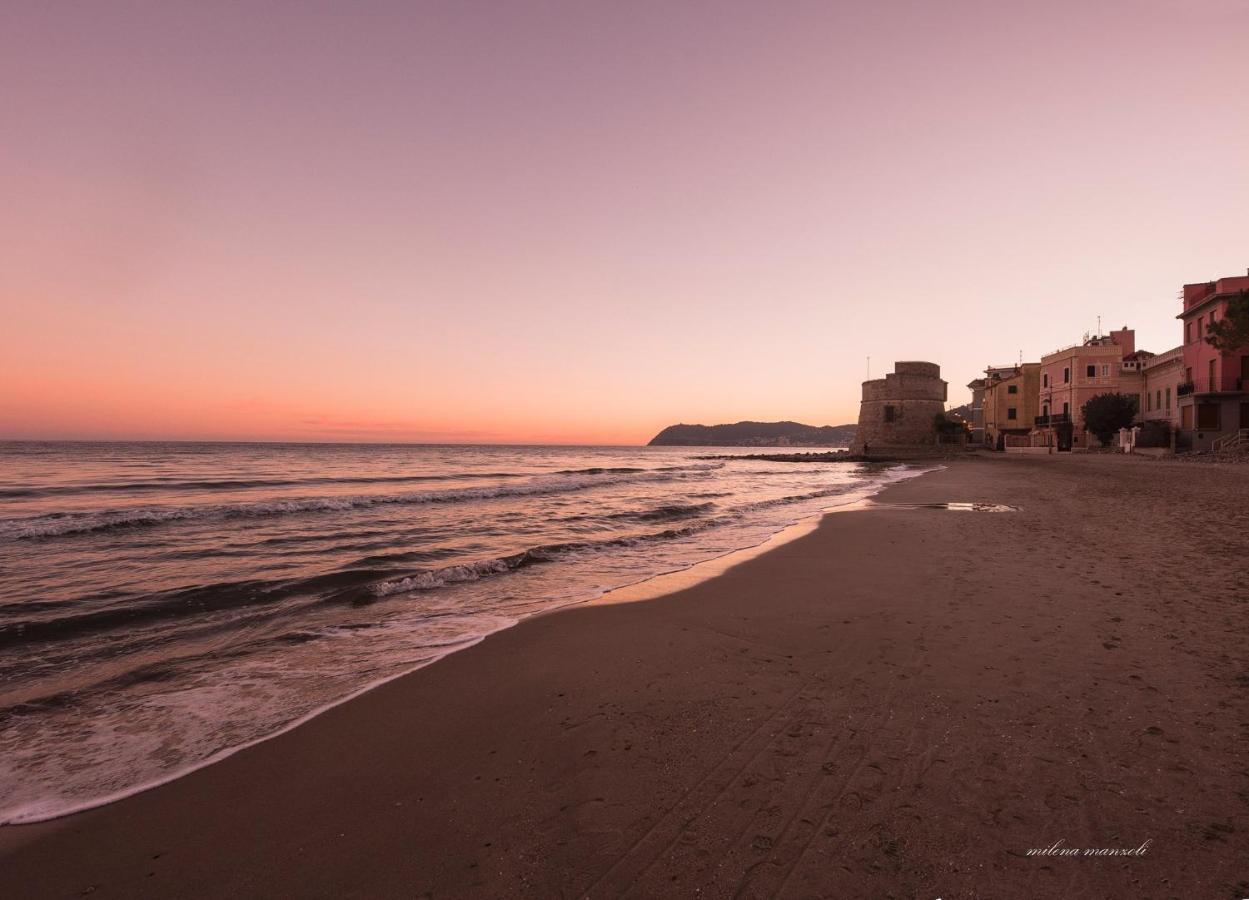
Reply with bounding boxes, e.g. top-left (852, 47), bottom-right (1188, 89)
top-left (0, 437), bottom-right (662, 448)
